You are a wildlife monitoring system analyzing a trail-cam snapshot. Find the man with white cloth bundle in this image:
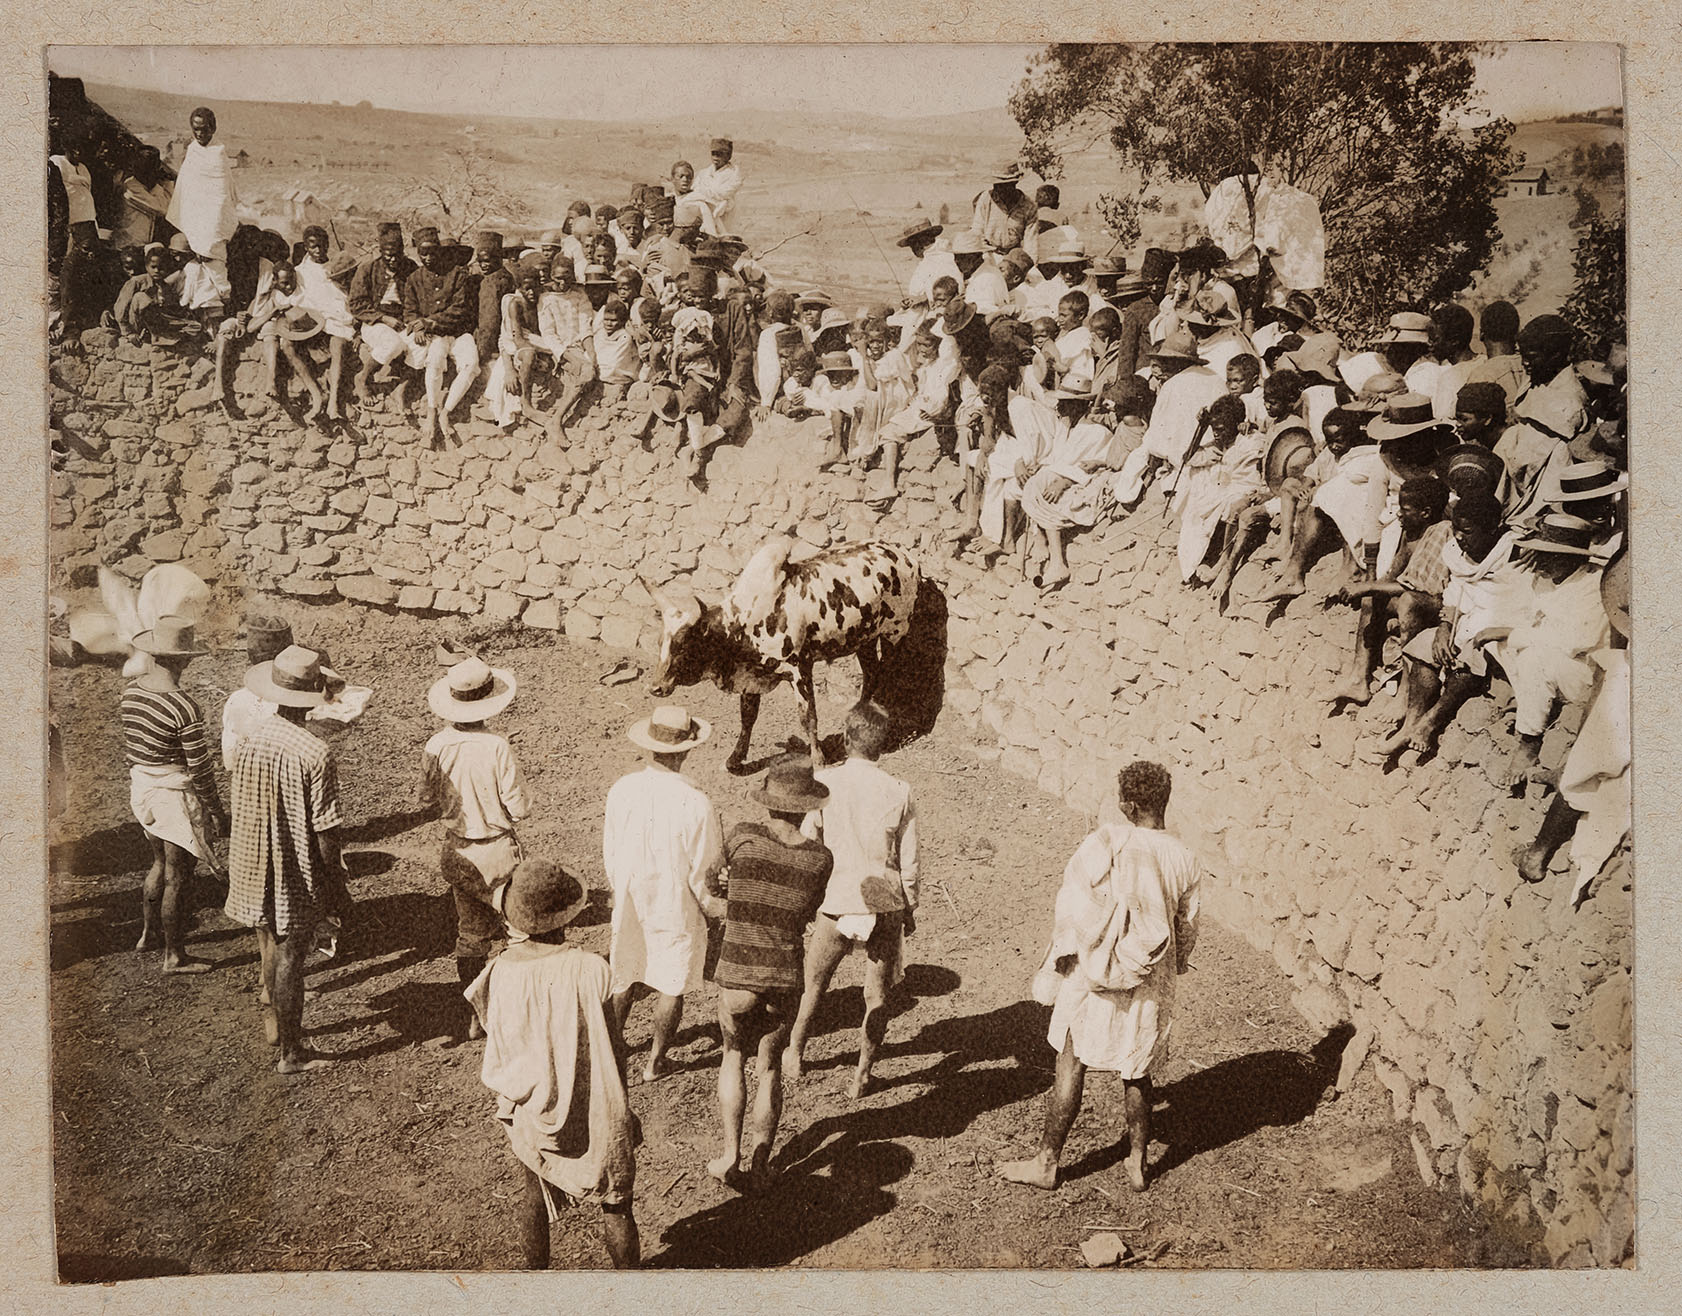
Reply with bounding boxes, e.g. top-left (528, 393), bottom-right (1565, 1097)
top-left (603, 705), bottom-right (726, 1083)
top-left (1000, 761), bottom-right (1201, 1195)
top-left (164, 107), bottom-right (239, 314)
